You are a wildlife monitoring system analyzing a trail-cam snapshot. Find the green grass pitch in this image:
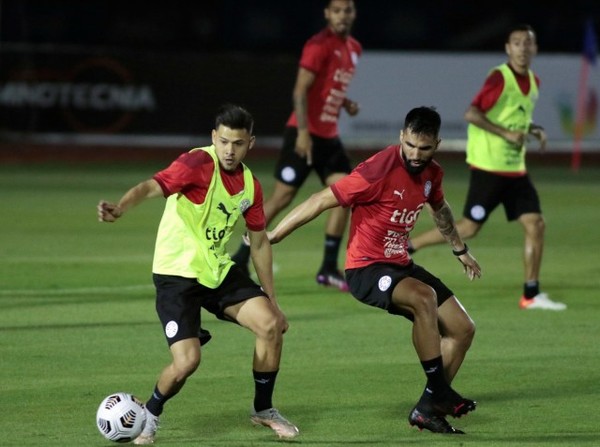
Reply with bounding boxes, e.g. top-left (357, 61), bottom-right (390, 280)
top-left (1, 154), bottom-right (599, 446)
